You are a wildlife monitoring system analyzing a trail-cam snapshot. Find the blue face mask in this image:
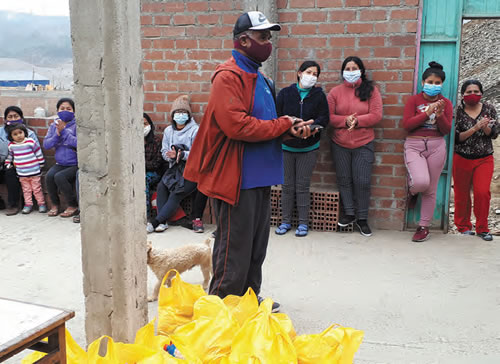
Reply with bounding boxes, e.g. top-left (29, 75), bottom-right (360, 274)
top-left (422, 83), bottom-right (442, 97)
top-left (173, 113), bottom-right (189, 125)
top-left (58, 111), bottom-right (74, 122)
top-left (6, 119), bottom-right (23, 126)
